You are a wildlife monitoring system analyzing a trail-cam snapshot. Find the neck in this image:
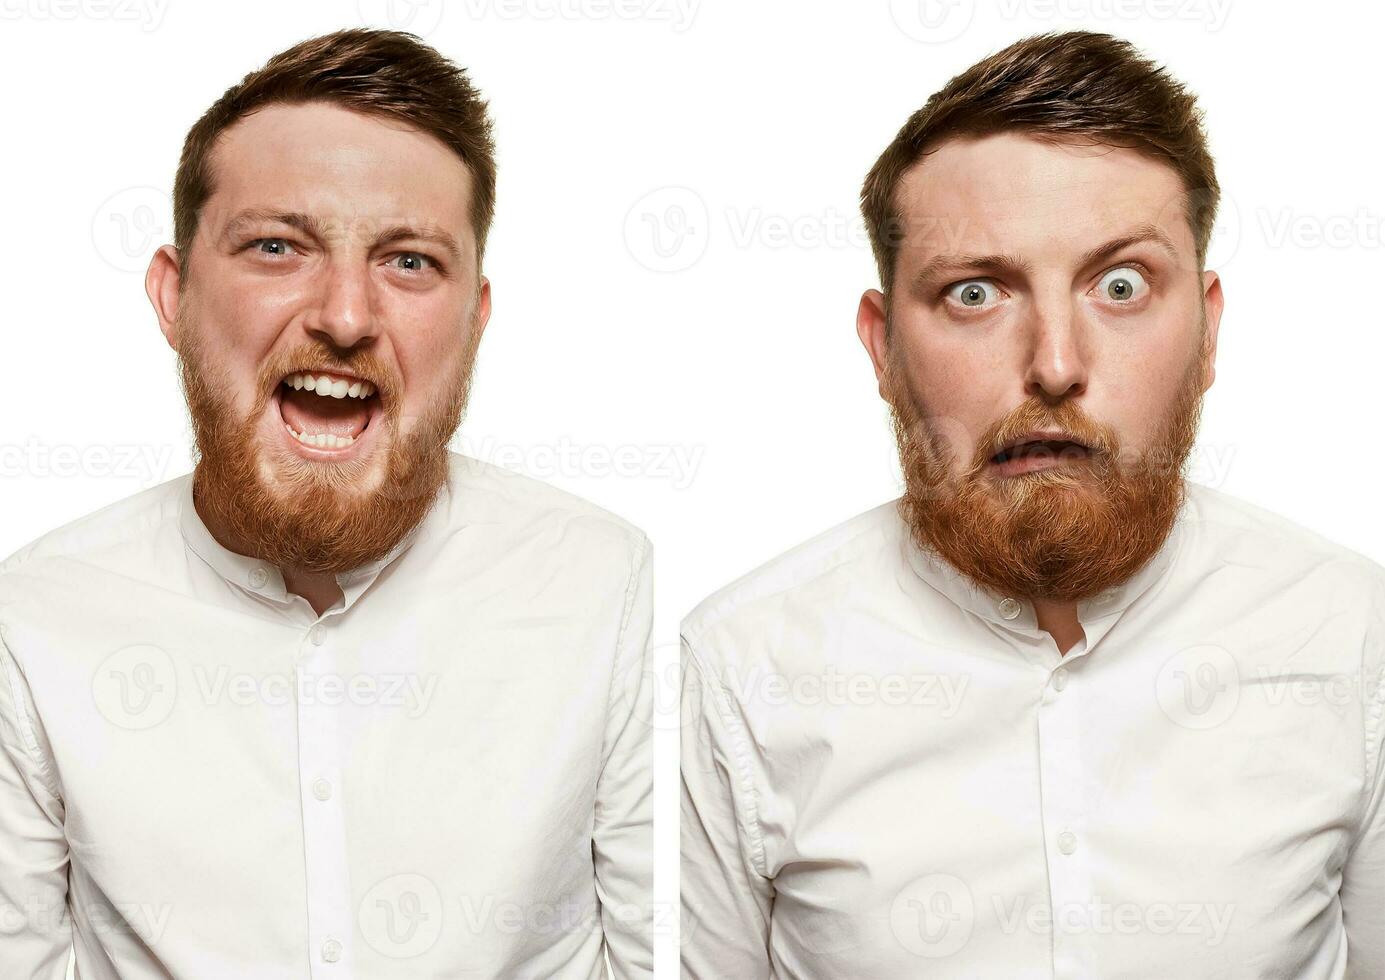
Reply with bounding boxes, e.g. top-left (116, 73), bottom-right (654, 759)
top-left (281, 567), bottom-right (344, 617)
top-left (193, 482), bottom-right (344, 617)
top-left (1032, 596), bottom-right (1085, 656)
